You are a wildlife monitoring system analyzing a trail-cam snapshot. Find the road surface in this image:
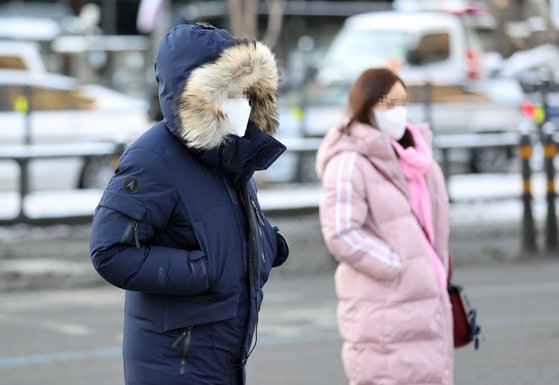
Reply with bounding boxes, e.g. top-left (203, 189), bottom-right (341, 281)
top-left (1, 257), bottom-right (558, 385)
